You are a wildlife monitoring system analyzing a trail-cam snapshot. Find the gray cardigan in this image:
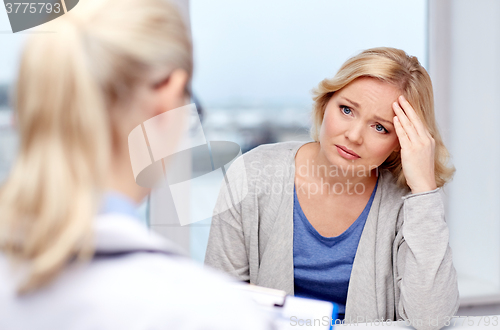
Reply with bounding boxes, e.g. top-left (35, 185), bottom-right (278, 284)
top-left (205, 141), bottom-right (459, 329)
